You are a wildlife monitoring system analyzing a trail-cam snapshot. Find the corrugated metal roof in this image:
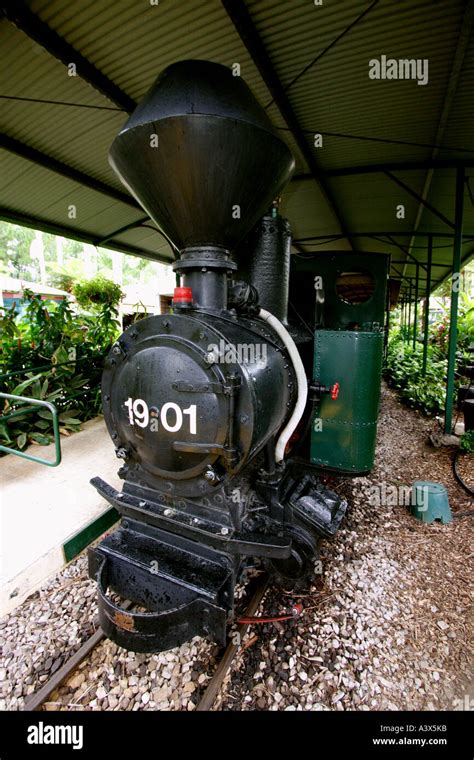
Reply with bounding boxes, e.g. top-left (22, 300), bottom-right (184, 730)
top-left (1, 0), bottom-right (473, 297)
